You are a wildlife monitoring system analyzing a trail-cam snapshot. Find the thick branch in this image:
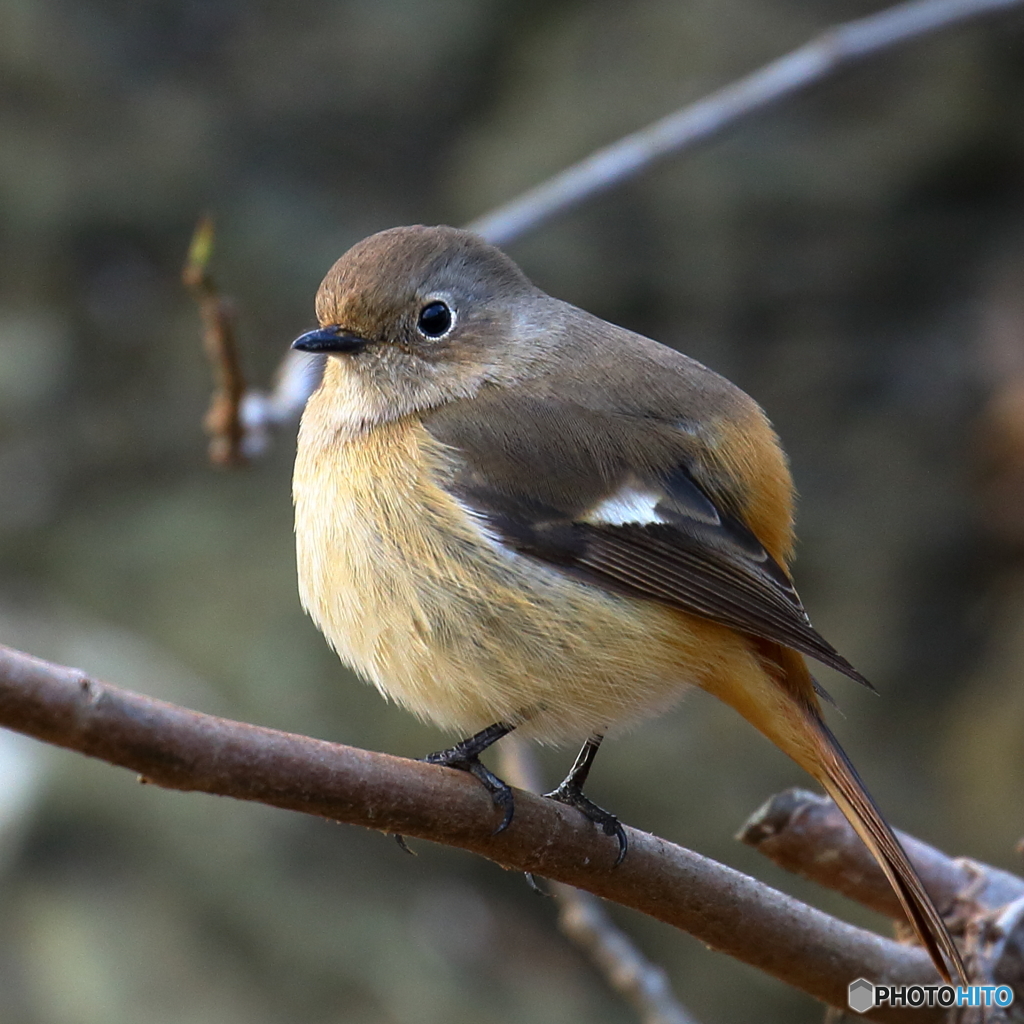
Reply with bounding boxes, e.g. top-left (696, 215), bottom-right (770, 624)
top-left (467, 0), bottom-right (1024, 246)
top-left (499, 738), bottom-right (700, 1024)
top-left (741, 788), bottom-right (1024, 1004)
top-left (0, 643), bottom-right (947, 1022)
top-left (740, 788), bottom-right (1024, 923)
